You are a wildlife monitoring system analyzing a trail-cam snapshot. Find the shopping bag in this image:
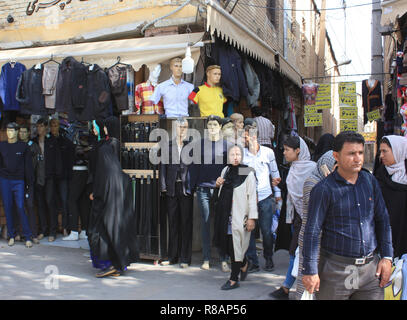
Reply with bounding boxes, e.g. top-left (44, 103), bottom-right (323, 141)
top-left (291, 247), bottom-right (299, 278)
top-left (384, 257), bottom-right (404, 300)
top-left (300, 290), bottom-right (314, 300)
